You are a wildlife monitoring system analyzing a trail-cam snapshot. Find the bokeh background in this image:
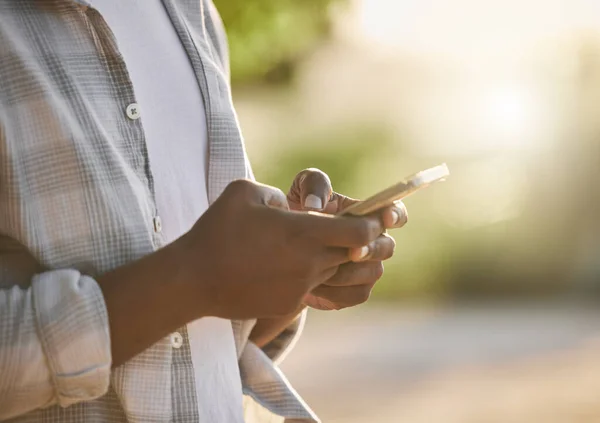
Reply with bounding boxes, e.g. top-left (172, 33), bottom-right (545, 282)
top-left (214, 0), bottom-right (600, 421)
